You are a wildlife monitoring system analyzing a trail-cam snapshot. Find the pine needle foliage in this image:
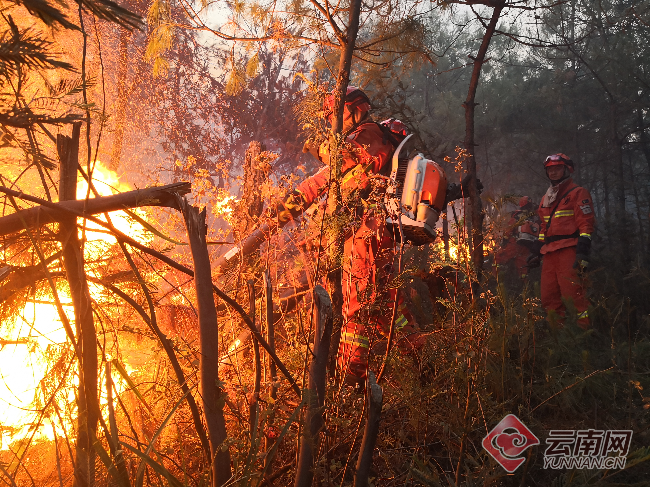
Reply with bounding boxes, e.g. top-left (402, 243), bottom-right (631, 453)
top-left (0, 17), bottom-right (74, 75)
